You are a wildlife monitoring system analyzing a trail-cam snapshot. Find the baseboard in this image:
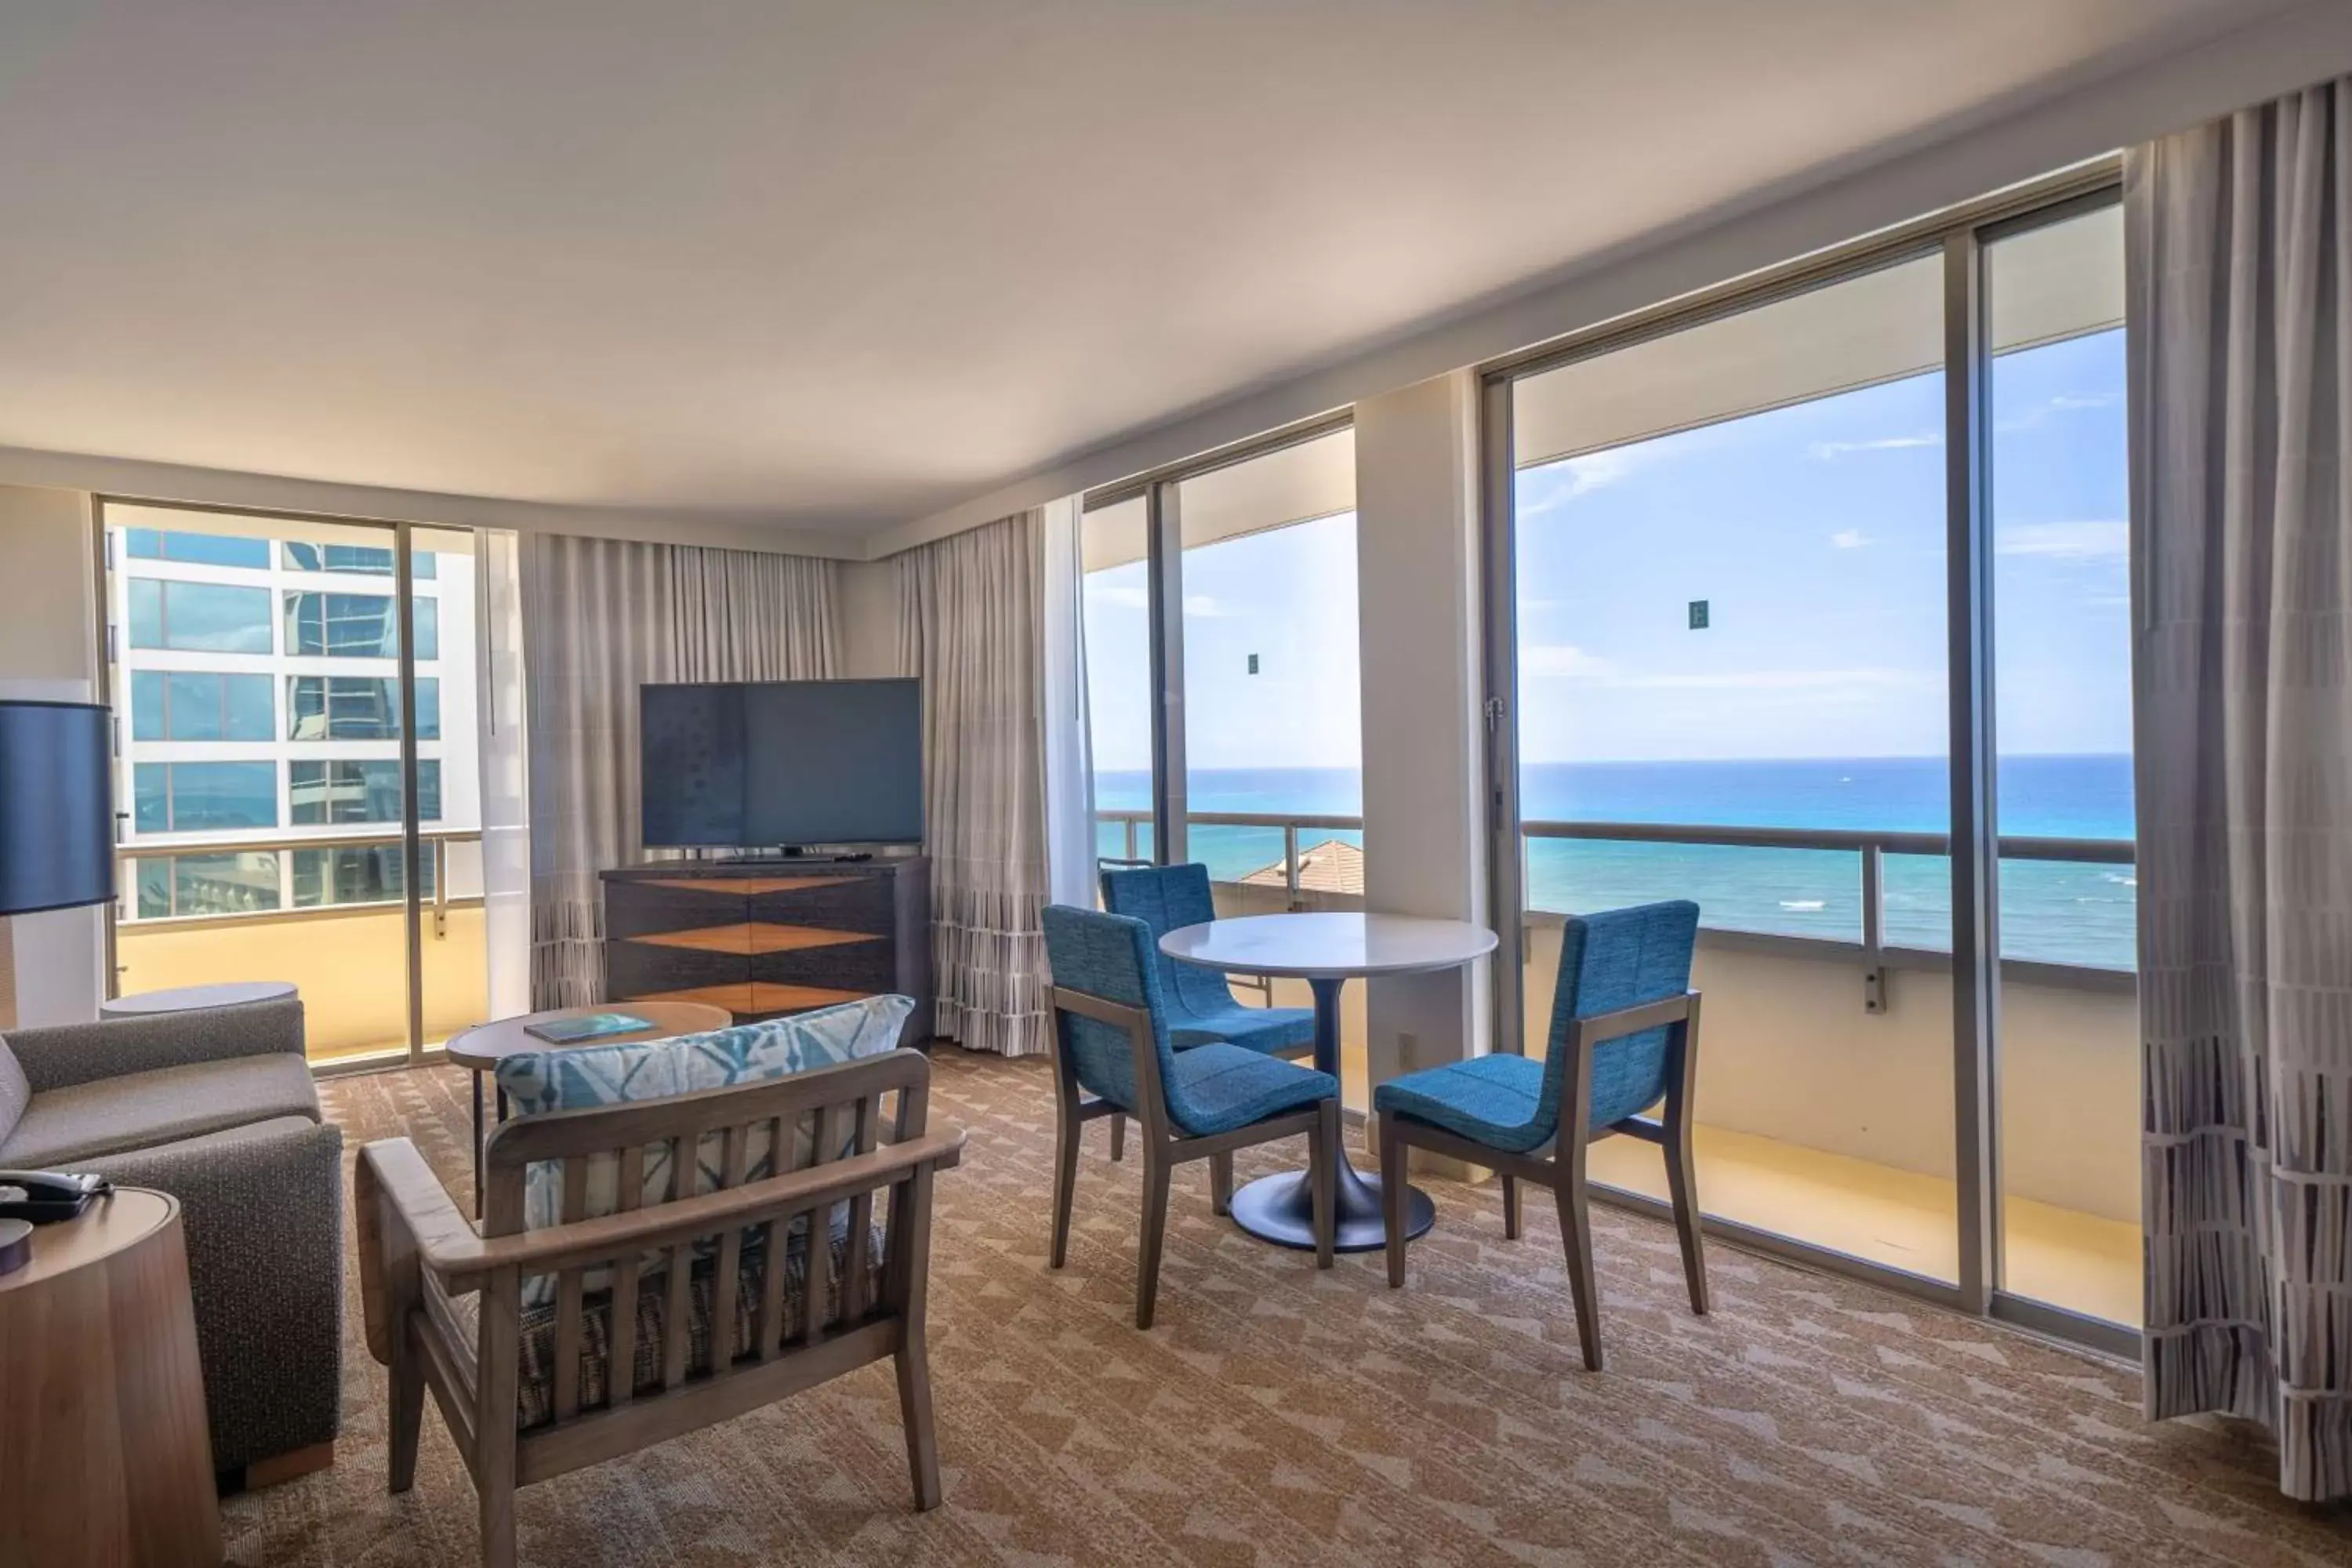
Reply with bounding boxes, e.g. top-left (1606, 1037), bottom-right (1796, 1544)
top-left (219, 1439), bottom-right (335, 1495)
